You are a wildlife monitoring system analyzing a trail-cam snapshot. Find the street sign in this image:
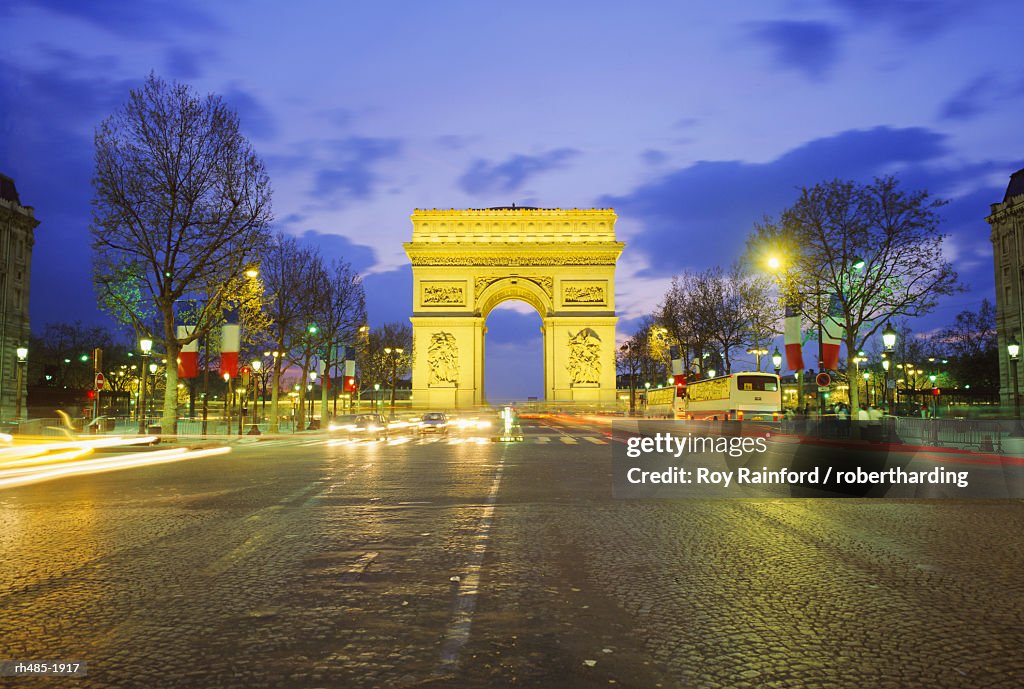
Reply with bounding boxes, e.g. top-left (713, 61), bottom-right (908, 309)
top-left (817, 386), bottom-right (829, 393)
top-left (887, 380), bottom-right (896, 389)
top-left (815, 372), bottom-right (831, 387)
top-left (94, 373), bottom-right (105, 390)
